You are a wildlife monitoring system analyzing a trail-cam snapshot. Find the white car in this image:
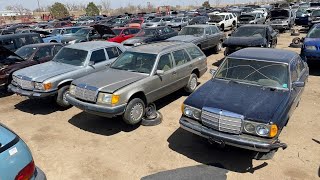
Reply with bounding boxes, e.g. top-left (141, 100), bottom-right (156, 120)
top-left (253, 8), bottom-right (268, 17)
top-left (207, 13), bottom-right (238, 31)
